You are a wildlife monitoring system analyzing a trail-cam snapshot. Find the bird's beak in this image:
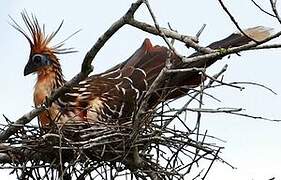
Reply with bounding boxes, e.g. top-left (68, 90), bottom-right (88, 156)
top-left (24, 60), bottom-right (35, 76)
top-left (24, 54), bottom-right (52, 76)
